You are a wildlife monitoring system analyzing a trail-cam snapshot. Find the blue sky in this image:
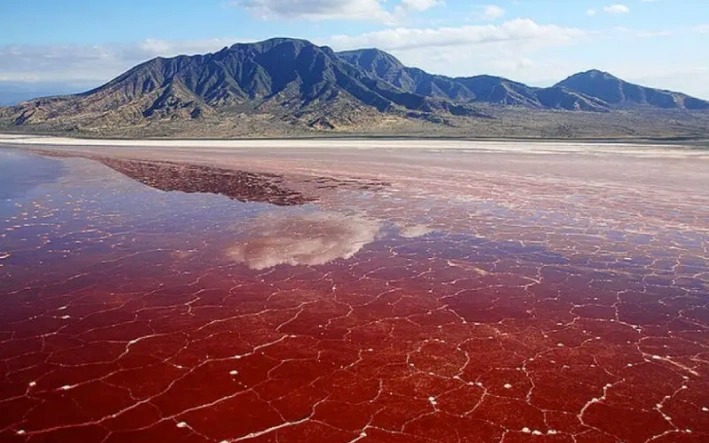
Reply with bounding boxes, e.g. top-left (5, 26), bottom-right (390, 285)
top-left (1, 0), bottom-right (708, 99)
